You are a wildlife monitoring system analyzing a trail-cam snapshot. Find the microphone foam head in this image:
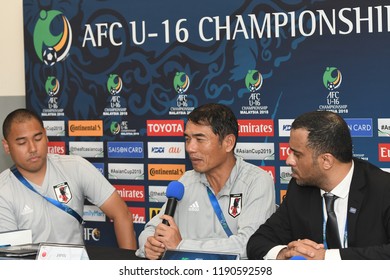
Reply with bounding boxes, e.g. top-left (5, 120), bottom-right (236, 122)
top-left (166, 181), bottom-right (185, 201)
top-left (290, 256), bottom-right (307, 260)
